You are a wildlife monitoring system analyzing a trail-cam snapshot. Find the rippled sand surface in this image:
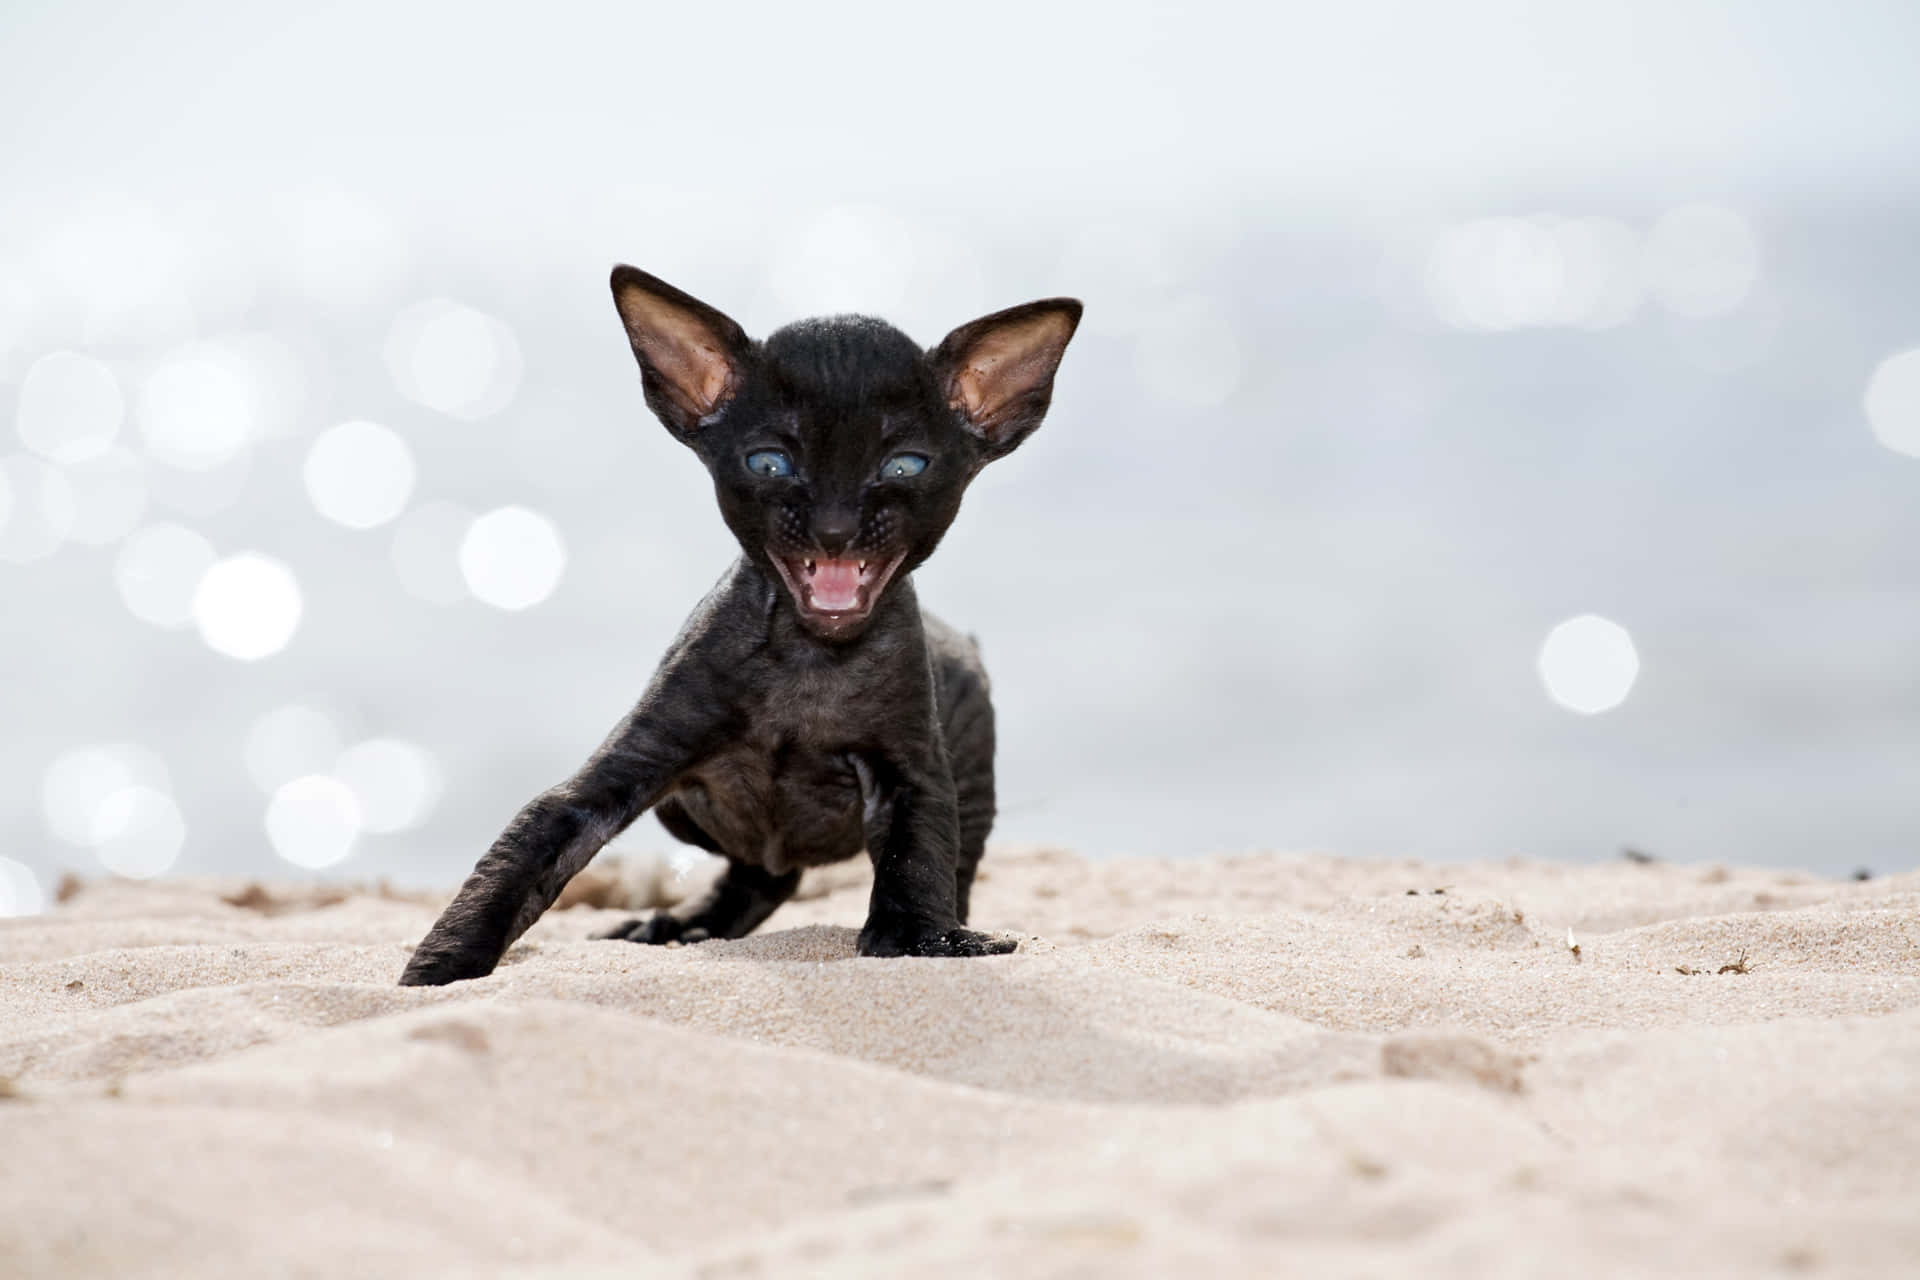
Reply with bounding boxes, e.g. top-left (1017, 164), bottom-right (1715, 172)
top-left (3, 847), bottom-right (1916, 1277)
